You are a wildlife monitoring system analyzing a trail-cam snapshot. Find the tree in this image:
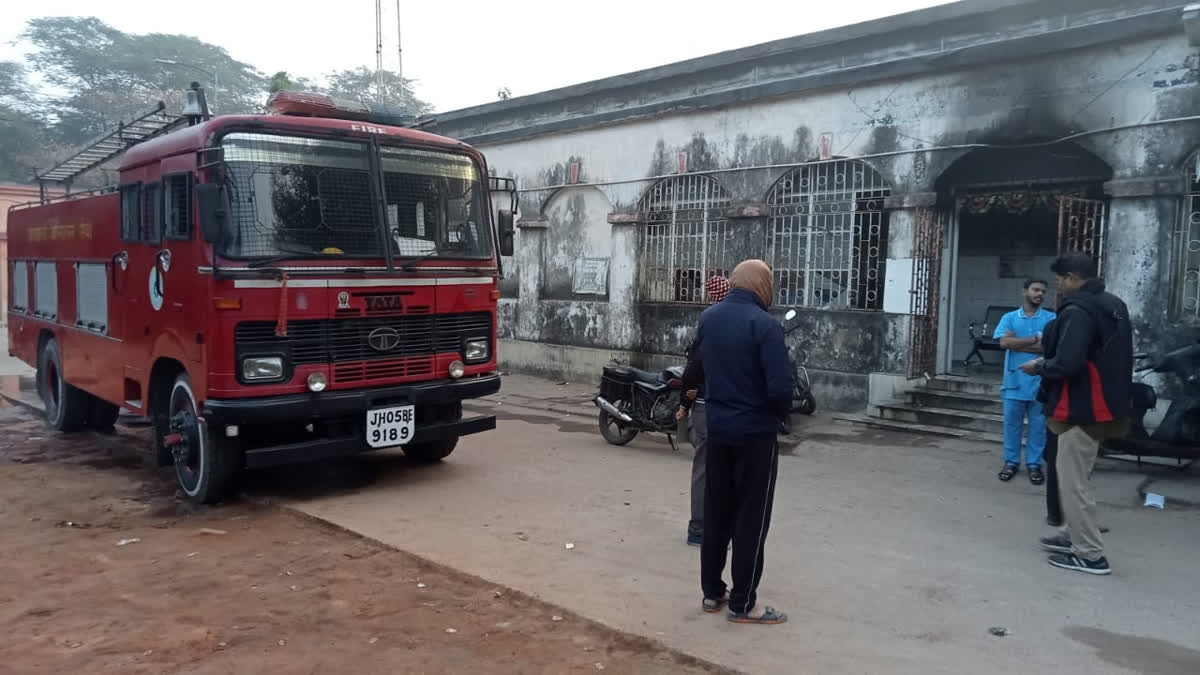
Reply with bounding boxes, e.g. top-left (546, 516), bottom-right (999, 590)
top-left (269, 71), bottom-right (295, 94)
top-left (0, 59), bottom-right (60, 183)
top-left (324, 67), bottom-right (432, 117)
top-left (267, 70), bottom-right (318, 96)
top-left (20, 17), bottom-right (266, 144)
